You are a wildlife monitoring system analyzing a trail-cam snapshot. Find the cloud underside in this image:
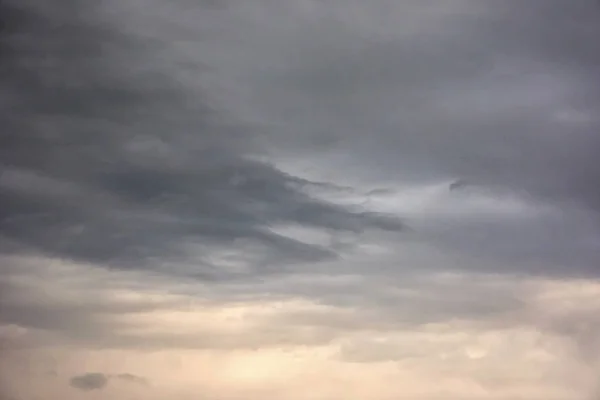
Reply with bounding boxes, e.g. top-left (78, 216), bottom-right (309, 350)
top-left (1, 0), bottom-right (599, 281)
top-left (0, 3), bottom-right (404, 273)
